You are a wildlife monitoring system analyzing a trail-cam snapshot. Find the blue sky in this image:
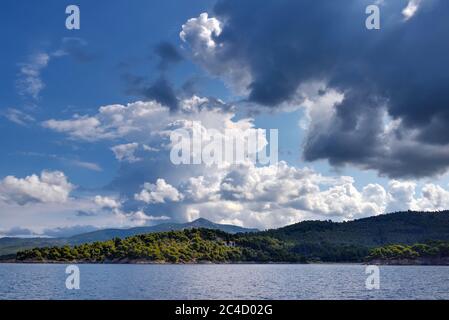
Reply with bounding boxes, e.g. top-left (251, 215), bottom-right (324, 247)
top-left (1, 0), bottom-right (449, 236)
top-left (0, 0), bottom-right (219, 187)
